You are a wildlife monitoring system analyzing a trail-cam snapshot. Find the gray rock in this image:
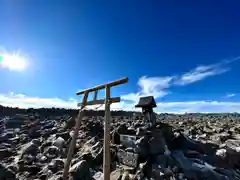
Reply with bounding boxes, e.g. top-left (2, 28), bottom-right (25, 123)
top-left (48, 159), bottom-right (64, 173)
top-left (64, 117), bottom-right (75, 129)
top-left (69, 160), bottom-right (90, 180)
top-left (92, 171), bottom-right (103, 180)
top-left (56, 132), bottom-right (70, 141)
top-left (110, 168), bottom-right (122, 180)
top-left (40, 141), bottom-right (52, 152)
top-left (44, 146), bottom-right (60, 159)
top-left (31, 139), bottom-right (41, 146)
top-left (53, 137), bottom-right (65, 149)
top-left (21, 142), bottom-right (39, 157)
top-left (22, 154), bottom-right (35, 164)
top-left (40, 155), bottom-right (48, 163)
